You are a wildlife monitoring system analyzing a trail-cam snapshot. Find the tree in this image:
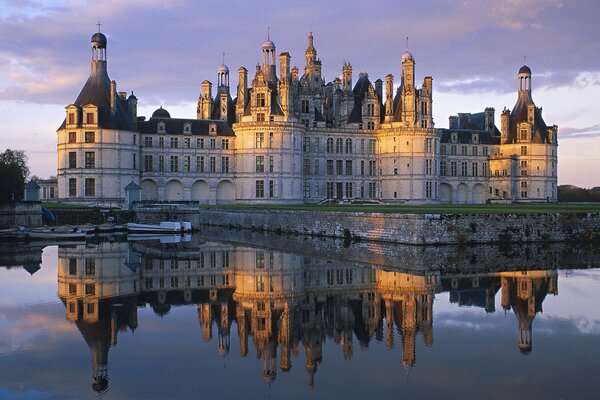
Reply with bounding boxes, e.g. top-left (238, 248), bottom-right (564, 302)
top-left (0, 149), bottom-right (30, 203)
